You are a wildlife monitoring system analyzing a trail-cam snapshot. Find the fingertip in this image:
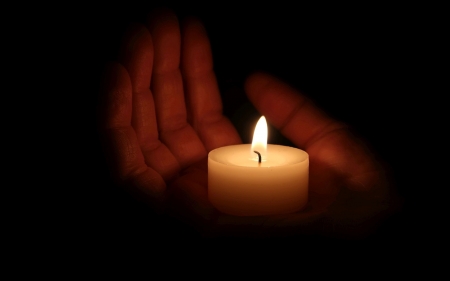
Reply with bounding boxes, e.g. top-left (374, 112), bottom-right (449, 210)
top-left (180, 15), bottom-right (212, 77)
top-left (117, 22), bottom-right (154, 92)
top-left (146, 7), bottom-right (181, 74)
